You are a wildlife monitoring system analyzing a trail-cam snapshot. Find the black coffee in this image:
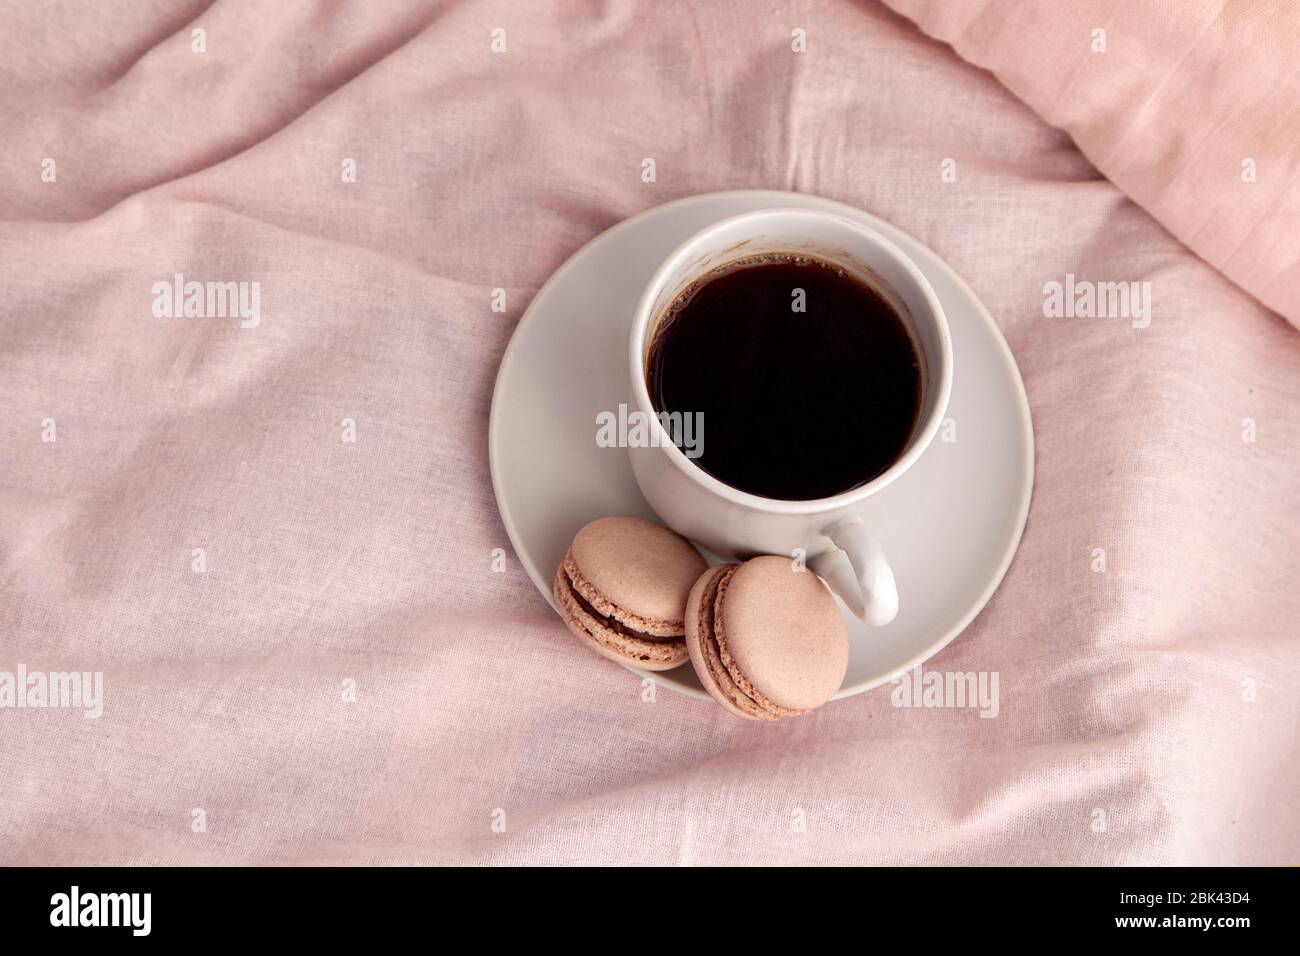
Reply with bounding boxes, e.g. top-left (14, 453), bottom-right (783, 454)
top-left (648, 255), bottom-right (921, 500)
